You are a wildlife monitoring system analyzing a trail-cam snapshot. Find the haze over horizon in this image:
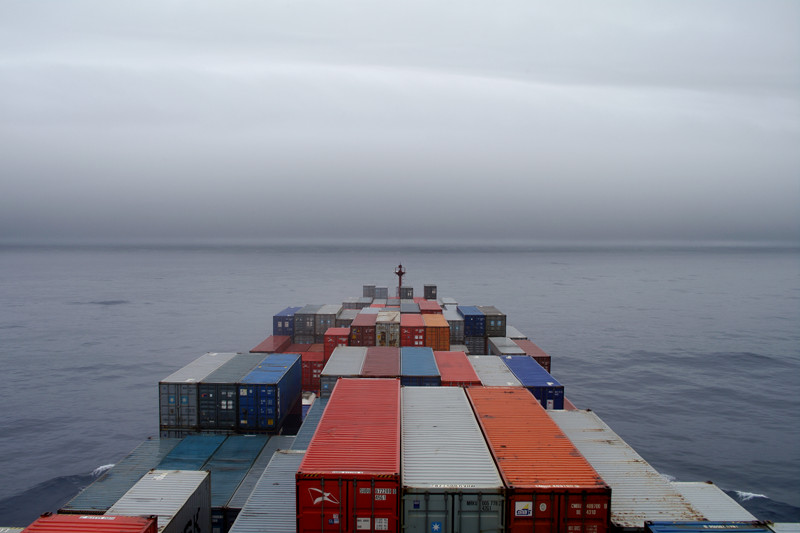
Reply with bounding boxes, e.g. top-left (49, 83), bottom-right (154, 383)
top-left (1, 1), bottom-right (798, 245)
